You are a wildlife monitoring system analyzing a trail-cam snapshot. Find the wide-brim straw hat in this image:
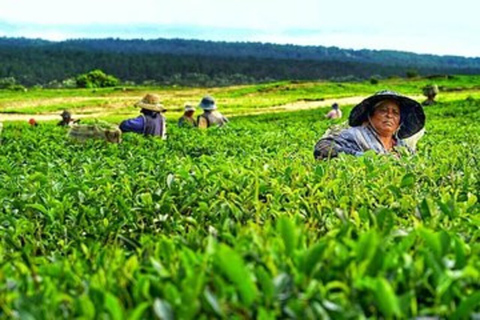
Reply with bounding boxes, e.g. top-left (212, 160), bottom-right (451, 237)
top-left (198, 96), bottom-right (217, 111)
top-left (135, 94), bottom-right (166, 112)
top-left (349, 90), bottom-right (425, 139)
